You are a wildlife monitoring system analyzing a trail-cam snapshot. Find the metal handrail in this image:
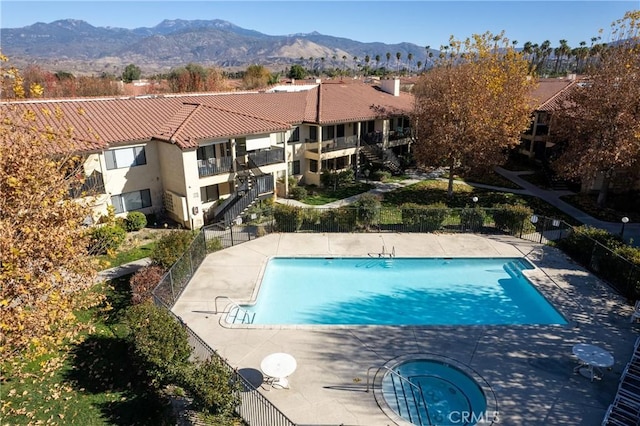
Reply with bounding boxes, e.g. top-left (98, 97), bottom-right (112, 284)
top-left (214, 295), bottom-right (255, 324)
top-left (366, 366), bottom-right (431, 426)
